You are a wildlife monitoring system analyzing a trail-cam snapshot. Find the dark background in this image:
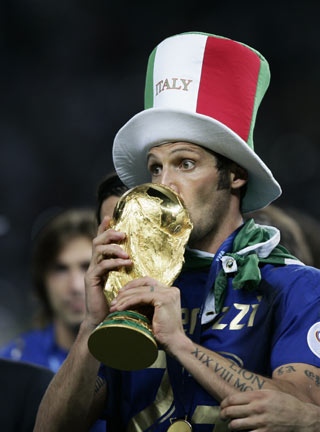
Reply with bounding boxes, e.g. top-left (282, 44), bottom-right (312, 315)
top-left (1, 1), bottom-right (320, 343)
